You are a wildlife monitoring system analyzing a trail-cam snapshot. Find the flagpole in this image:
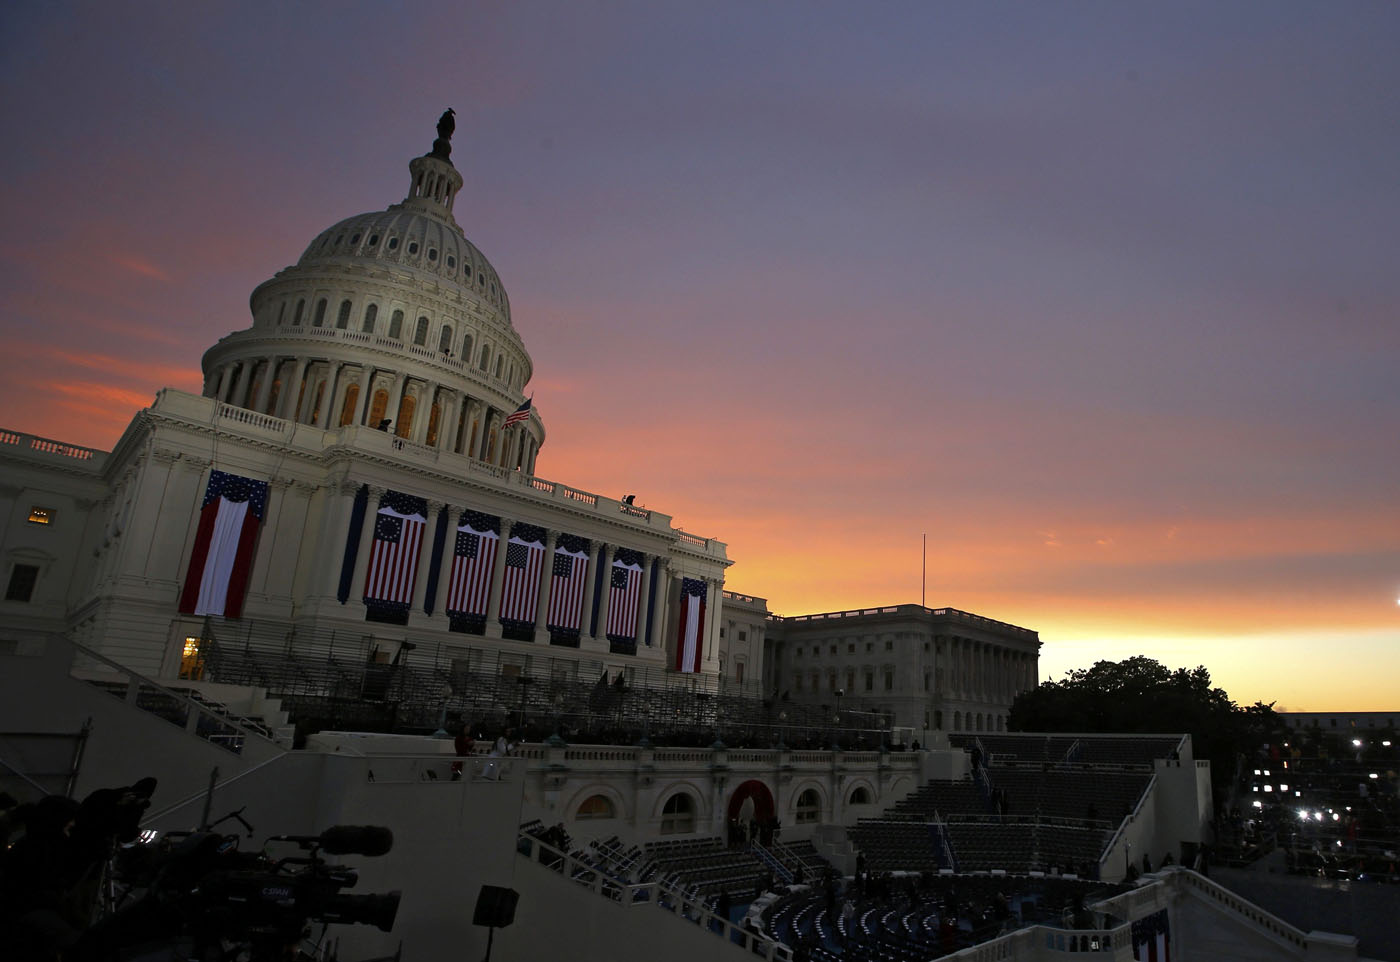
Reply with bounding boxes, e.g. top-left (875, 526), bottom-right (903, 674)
top-left (921, 533), bottom-right (926, 608)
